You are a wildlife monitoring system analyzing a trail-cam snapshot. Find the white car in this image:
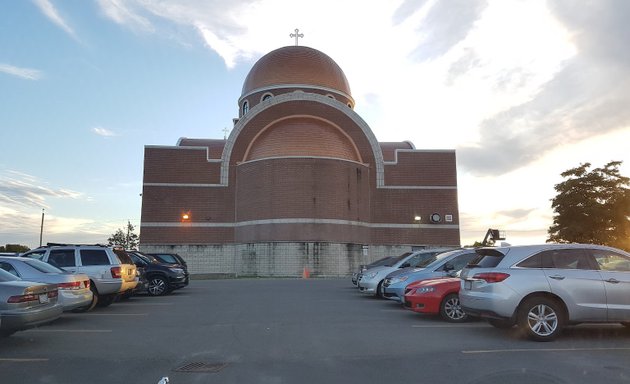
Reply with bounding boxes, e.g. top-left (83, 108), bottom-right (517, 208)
top-left (0, 257), bottom-right (92, 312)
top-left (460, 243), bottom-right (630, 341)
top-left (21, 244), bottom-right (138, 308)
